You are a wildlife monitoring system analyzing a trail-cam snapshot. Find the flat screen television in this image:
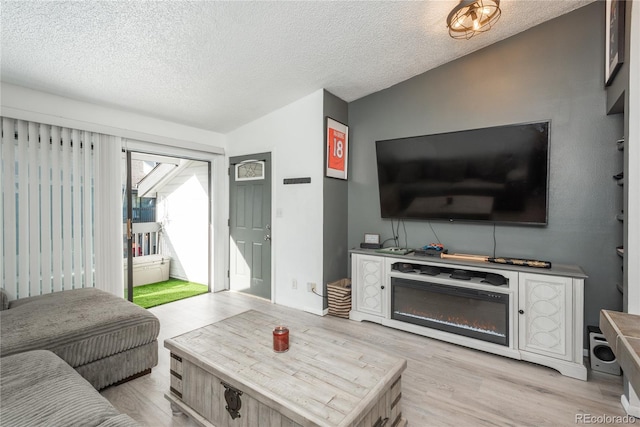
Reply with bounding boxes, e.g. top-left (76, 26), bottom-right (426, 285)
top-left (375, 121), bottom-right (549, 225)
